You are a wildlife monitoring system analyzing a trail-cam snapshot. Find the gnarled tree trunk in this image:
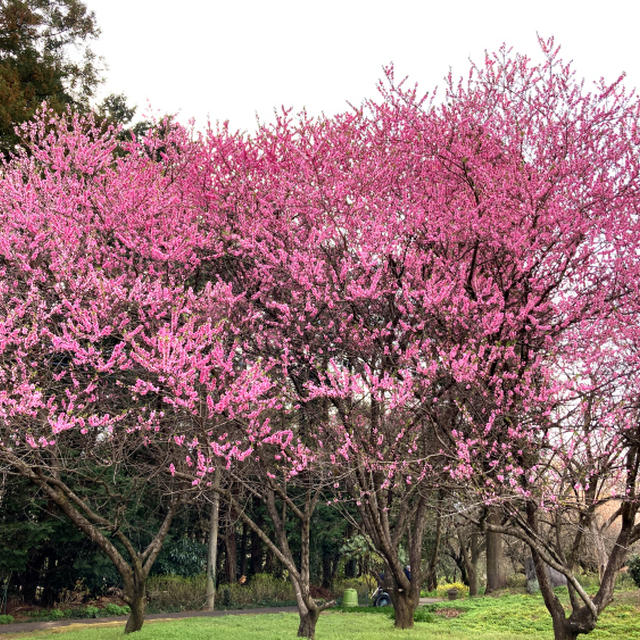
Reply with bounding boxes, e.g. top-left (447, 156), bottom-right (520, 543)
top-left (526, 503), bottom-right (599, 640)
top-left (213, 479), bottom-right (333, 640)
top-left (458, 527), bottom-right (481, 596)
top-left (297, 605), bottom-right (320, 639)
top-left (10, 459), bottom-right (177, 635)
top-left (123, 581), bottom-right (146, 634)
top-left (391, 587), bottom-right (417, 629)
